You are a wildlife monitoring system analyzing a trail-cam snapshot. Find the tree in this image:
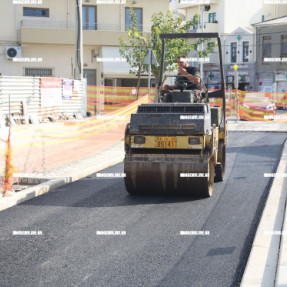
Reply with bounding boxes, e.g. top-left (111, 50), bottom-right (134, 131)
top-left (120, 8), bottom-right (214, 98)
top-left (119, 5), bottom-right (150, 99)
top-left (150, 11), bottom-right (215, 85)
